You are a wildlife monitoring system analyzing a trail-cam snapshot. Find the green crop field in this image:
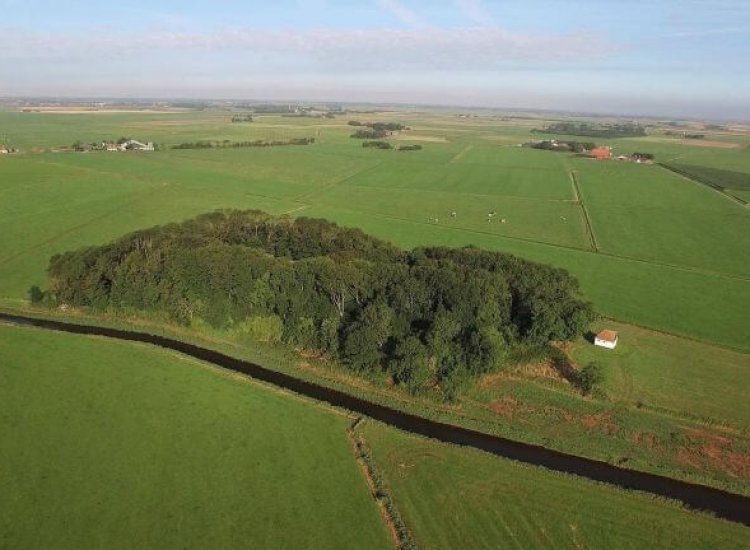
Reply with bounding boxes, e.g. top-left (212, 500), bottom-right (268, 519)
top-left (362, 422), bottom-right (750, 549)
top-left (0, 323), bottom-right (391, 549)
